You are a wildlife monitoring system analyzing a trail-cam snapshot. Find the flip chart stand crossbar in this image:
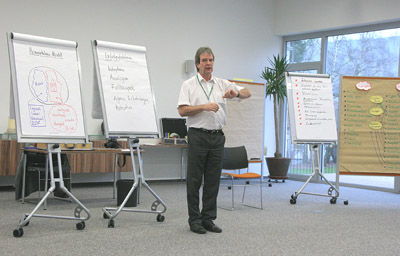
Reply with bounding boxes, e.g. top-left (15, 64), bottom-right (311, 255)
top-left (102, 138), bottom-right (167, 228)
top-left (290, 144), bottom-right (348, 205)
top-left (13, 144), bottom-right (91, 238)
